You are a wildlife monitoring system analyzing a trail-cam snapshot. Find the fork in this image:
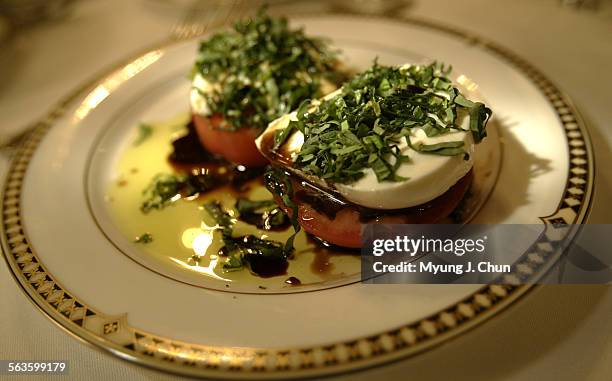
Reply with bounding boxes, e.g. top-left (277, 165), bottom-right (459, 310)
top-left (170, 0), bottom-right (256, 41)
